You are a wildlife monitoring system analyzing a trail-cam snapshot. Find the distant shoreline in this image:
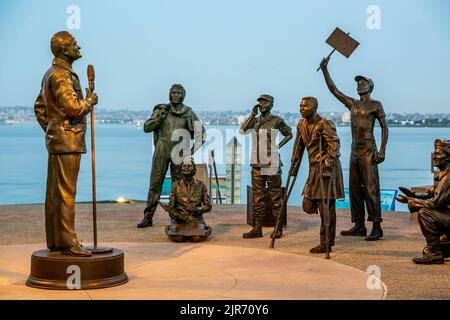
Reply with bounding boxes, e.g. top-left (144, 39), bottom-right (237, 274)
top-left (2, 121), bottom-right (450, 128)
